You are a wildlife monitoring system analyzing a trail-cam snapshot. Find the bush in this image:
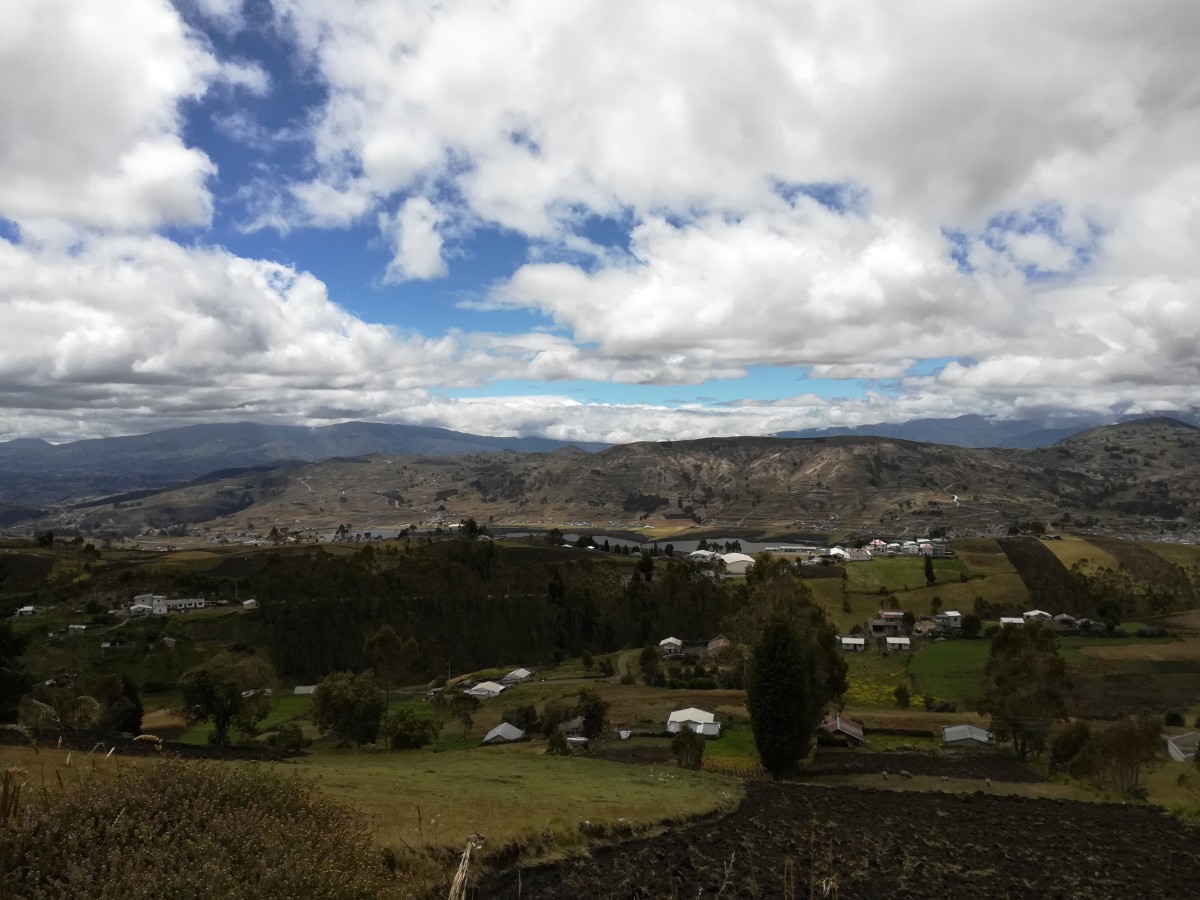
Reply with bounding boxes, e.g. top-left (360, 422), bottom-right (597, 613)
top-left (1049, 721), bottom-right (1092, 770)
top-left (671, 729), bottom-right (705, 770)
top-left (688, 677), bottom-right (718, 690)
top-left (384, 708), bottom-right (441, 750)
top-left (893, 683), bottom-right (911, 708)
top-left (546, 732), bottom-right (570, 756)
top-left (1164, 710), bottom-right (1185, 727)
top-left (0, 762), bottom-right (402, 899)
top-left (273, 721), bottom-right (308, 750)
